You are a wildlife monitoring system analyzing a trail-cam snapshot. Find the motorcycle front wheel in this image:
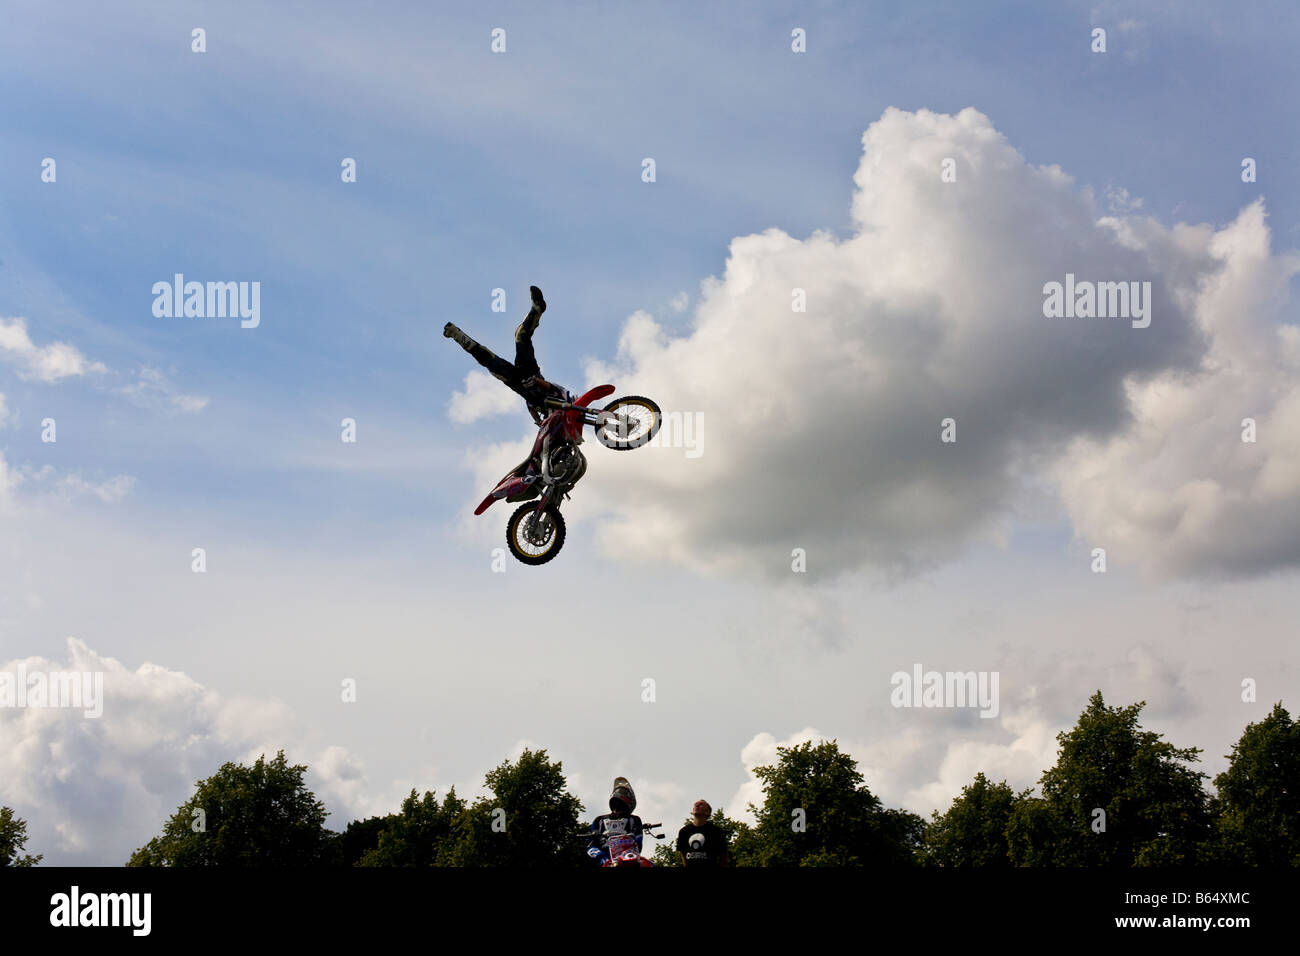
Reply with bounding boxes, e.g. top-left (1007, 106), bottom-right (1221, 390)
top-left (506, 503), bottom-right (566, 565)
top-left (595, 395), bottom-right (662, 450)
